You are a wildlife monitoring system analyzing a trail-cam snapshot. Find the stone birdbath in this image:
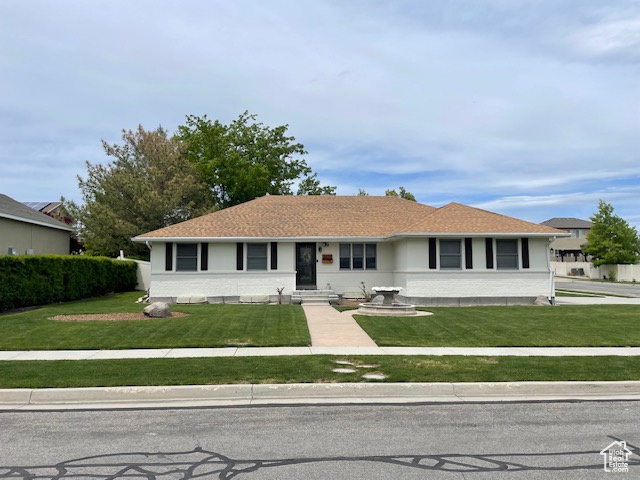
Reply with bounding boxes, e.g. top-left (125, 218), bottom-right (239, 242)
top-left (371, 286), bottom-right (402, 305)
top-left (358, 286), bottom-right (417, 316)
